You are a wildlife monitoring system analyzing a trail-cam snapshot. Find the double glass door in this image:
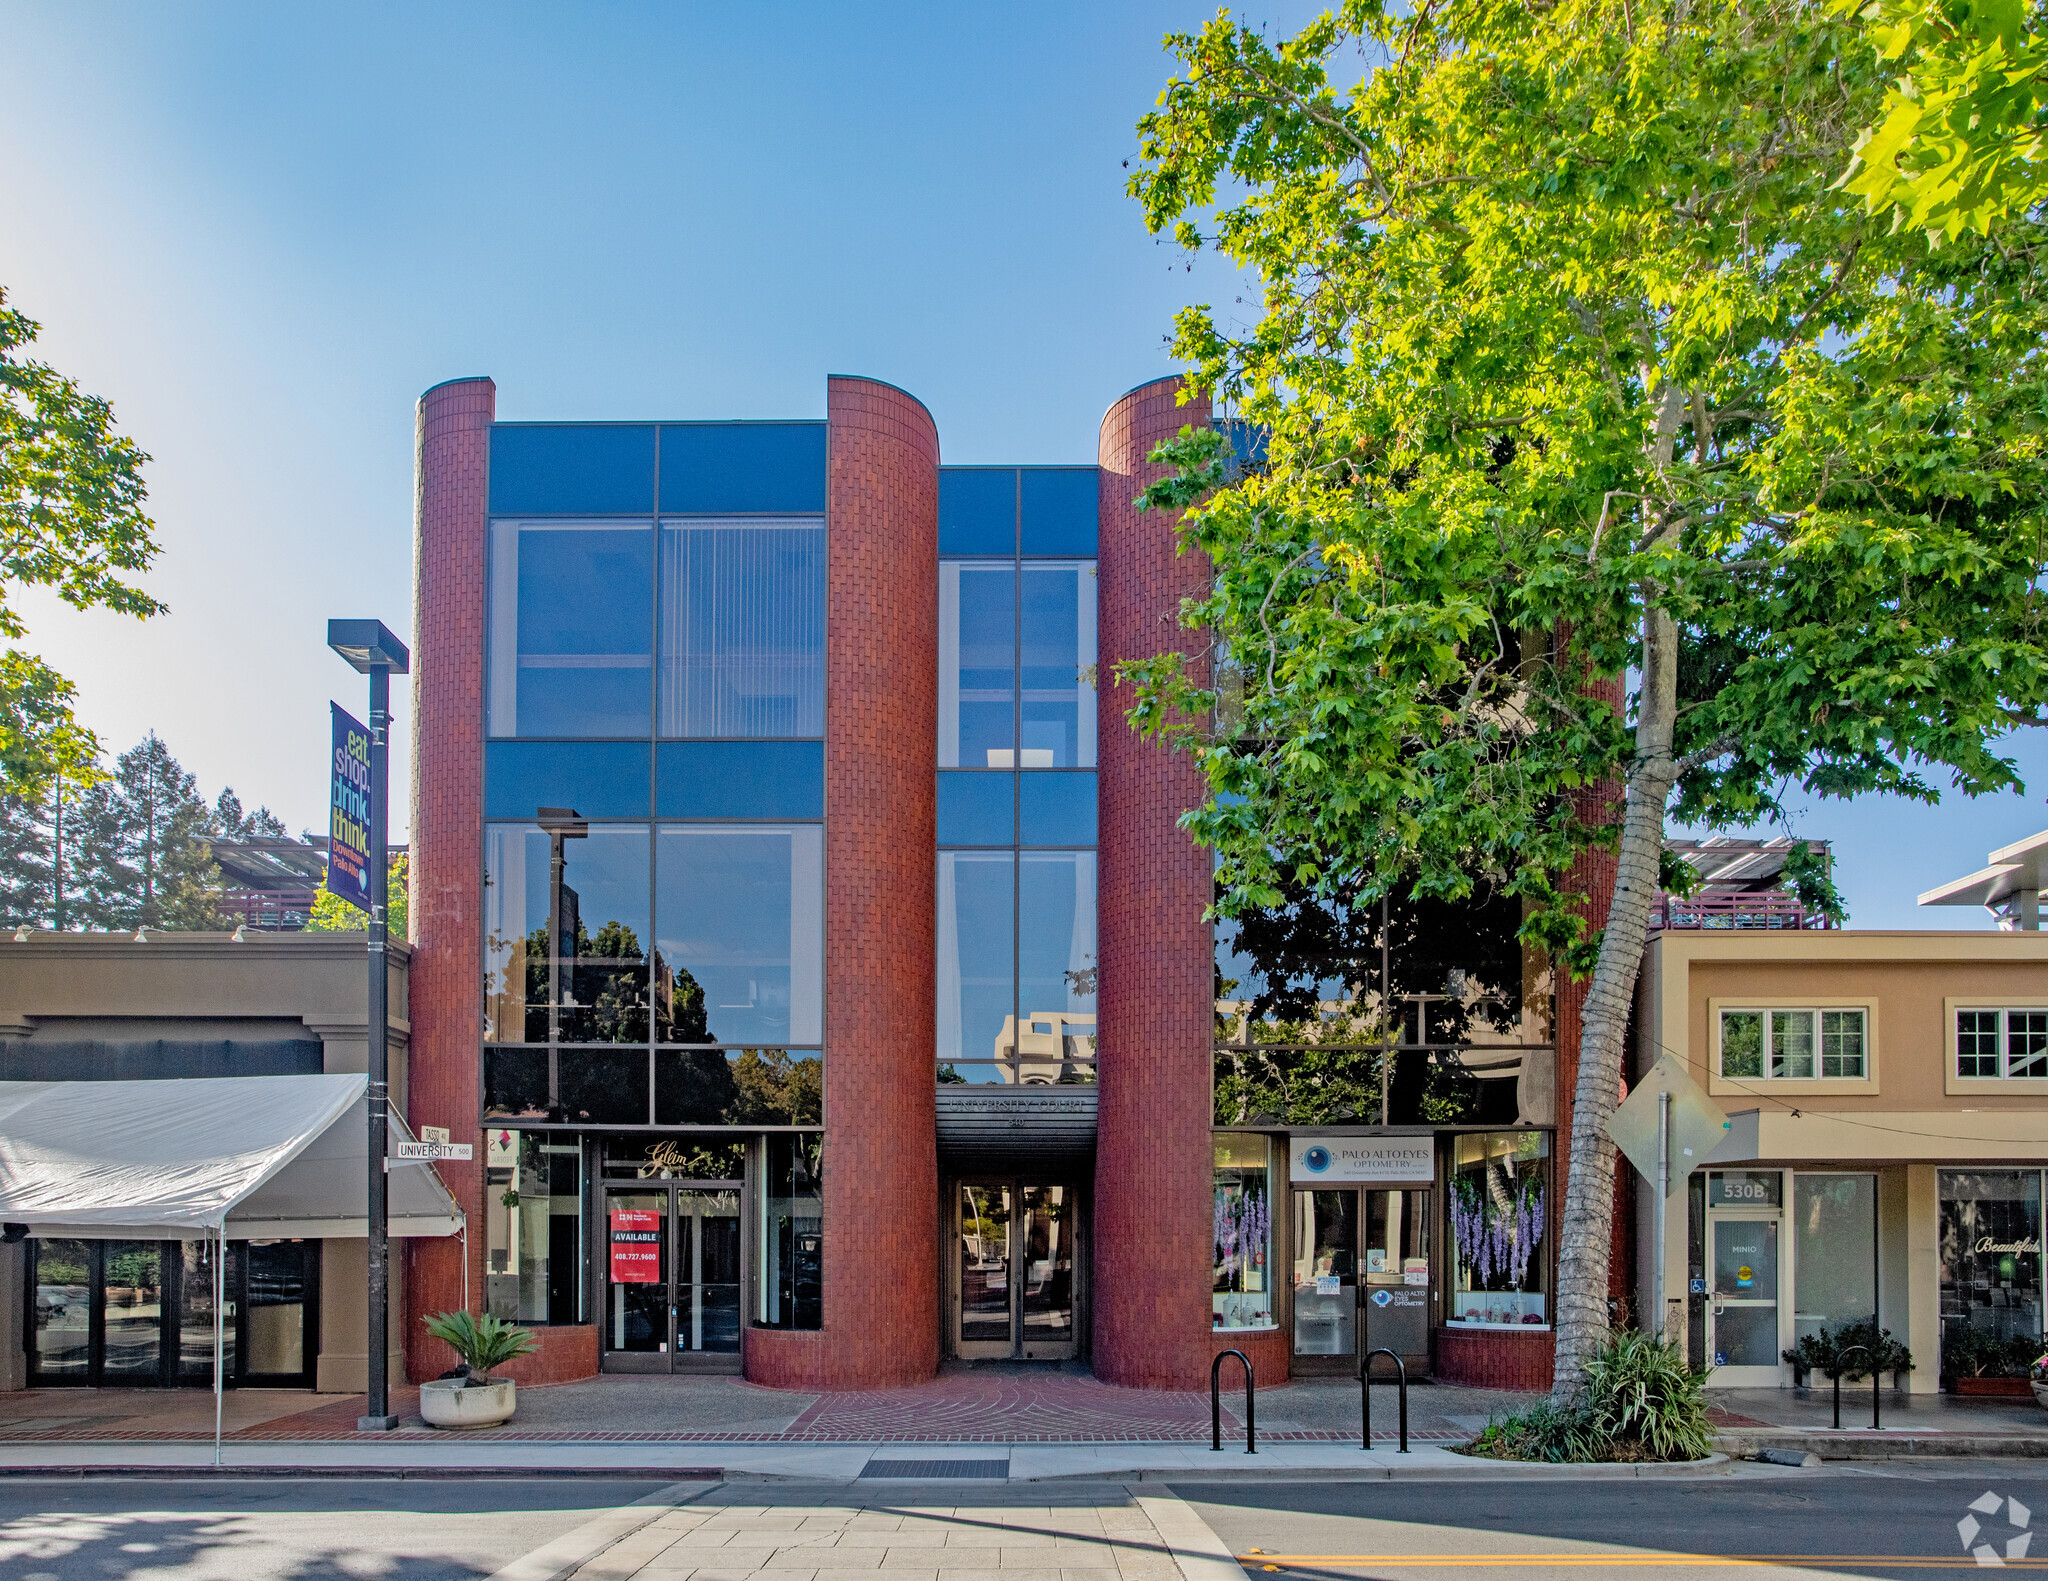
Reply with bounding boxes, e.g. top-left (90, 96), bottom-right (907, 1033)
top-left (954, 1181), bottom-right (1077, 1360)
top-left (1291, 1187), bottom-right (1434, 1374)
top-left (603, 1185), bottom-right (741, 1370)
